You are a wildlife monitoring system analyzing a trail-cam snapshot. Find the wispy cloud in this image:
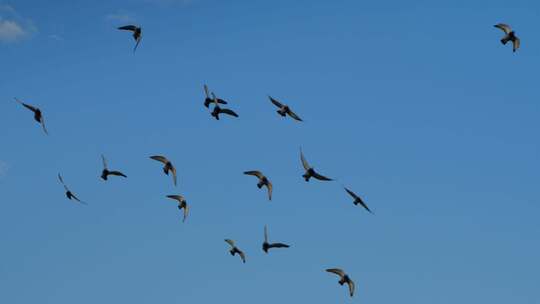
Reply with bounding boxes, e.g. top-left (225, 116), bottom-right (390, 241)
top-left (0, 4), bottom-right (36, 43)
top-left (106, 11), bottom-right (135, 23)
top-left (48, 34), bottom-right (64, 41)
top-left (0, 161), bottom-right (9, 180)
